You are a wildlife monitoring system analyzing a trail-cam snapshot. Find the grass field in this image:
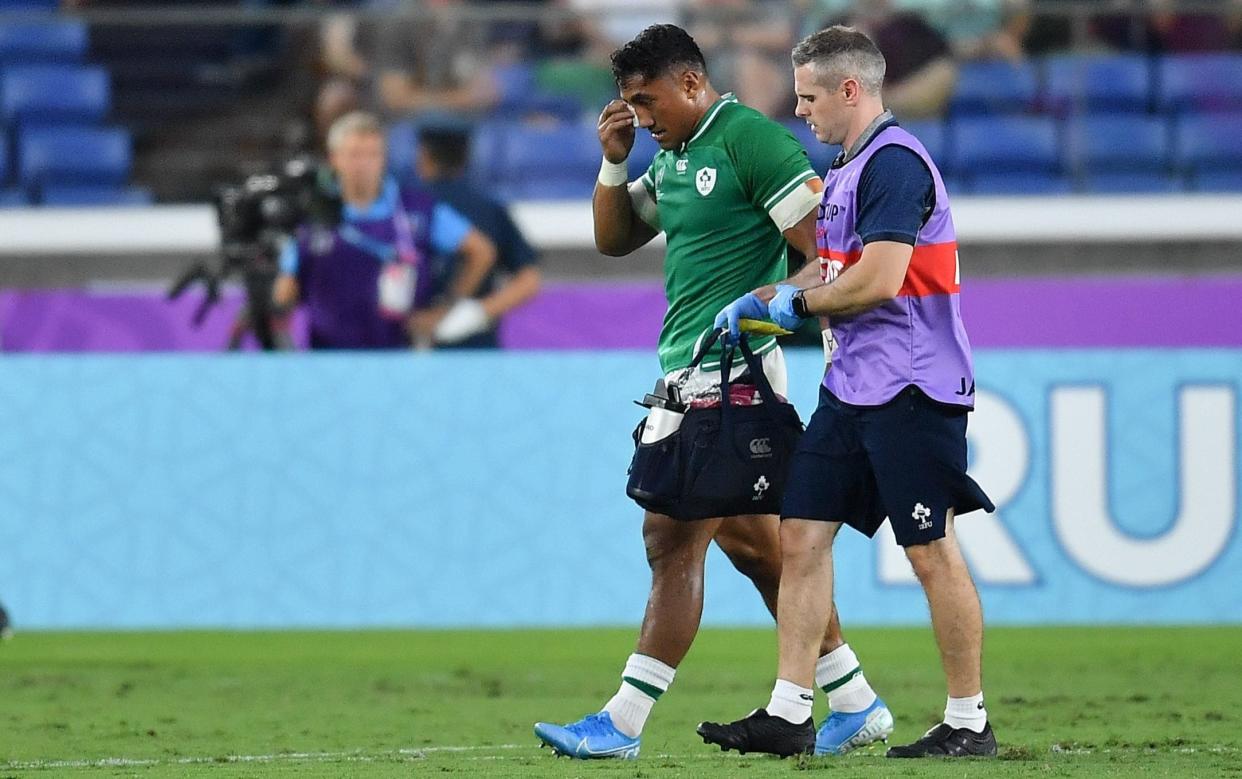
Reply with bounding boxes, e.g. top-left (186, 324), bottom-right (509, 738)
top-left (2, 627), bottom-right (1239, 777)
